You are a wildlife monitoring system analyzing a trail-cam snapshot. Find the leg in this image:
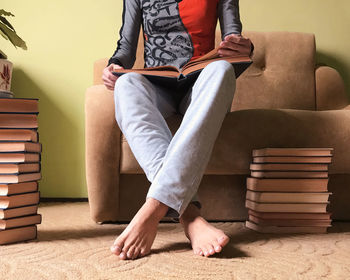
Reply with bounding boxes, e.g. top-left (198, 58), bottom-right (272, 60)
top-left (114, 72), bottom-right (202, 219)
top-left (146, 60), bottom-right (236, 219)
top-left (114, 72), bottom-right (177, 182)
top-left (148, 60), bottom-right (236, 256)
top-left (111, 73), bottom-right (178, 260)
